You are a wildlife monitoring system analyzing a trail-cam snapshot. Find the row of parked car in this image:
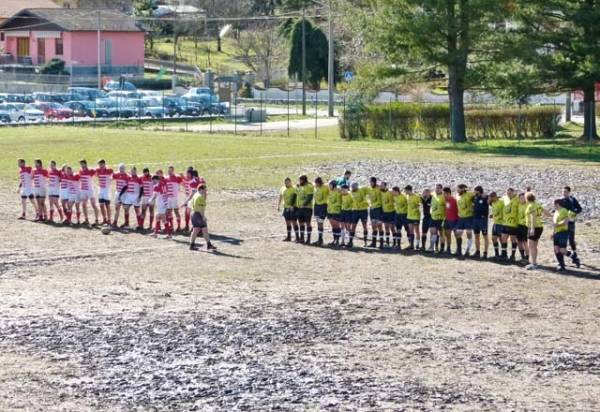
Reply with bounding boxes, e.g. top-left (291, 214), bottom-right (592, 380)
top-left (0, 82), bottom-right (230, 124)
